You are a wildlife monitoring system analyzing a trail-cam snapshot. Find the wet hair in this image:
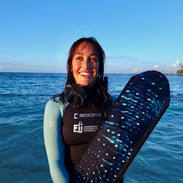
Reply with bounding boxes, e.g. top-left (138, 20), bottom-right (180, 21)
top-left (66, 37), bottom-right (105, 84)
top-left (53, 37), bottom-right (111, 109)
